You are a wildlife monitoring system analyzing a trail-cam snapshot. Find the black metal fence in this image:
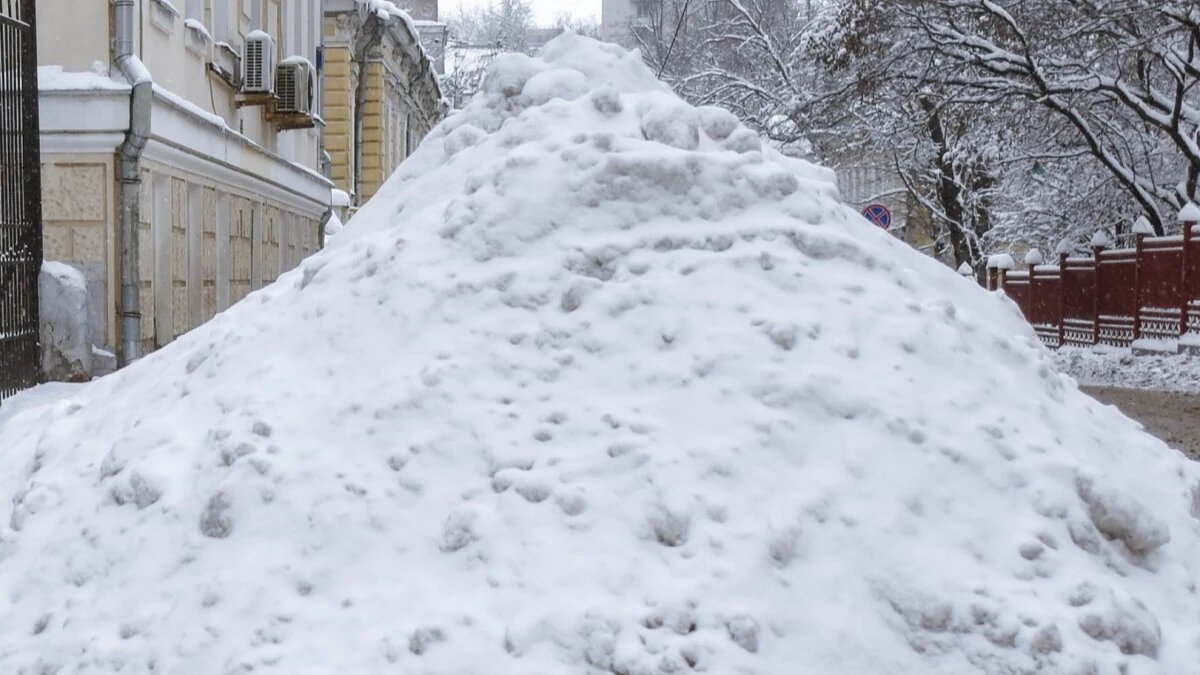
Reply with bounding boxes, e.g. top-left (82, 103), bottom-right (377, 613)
top-left (0, 0), bottom-right (42, 402)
